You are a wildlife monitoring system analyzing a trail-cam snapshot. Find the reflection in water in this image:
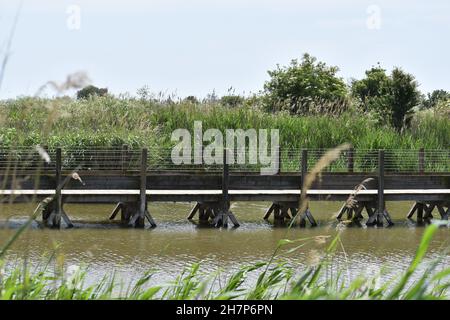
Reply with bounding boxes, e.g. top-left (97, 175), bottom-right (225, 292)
top-left (0, 201), bottom-right (449, 288)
